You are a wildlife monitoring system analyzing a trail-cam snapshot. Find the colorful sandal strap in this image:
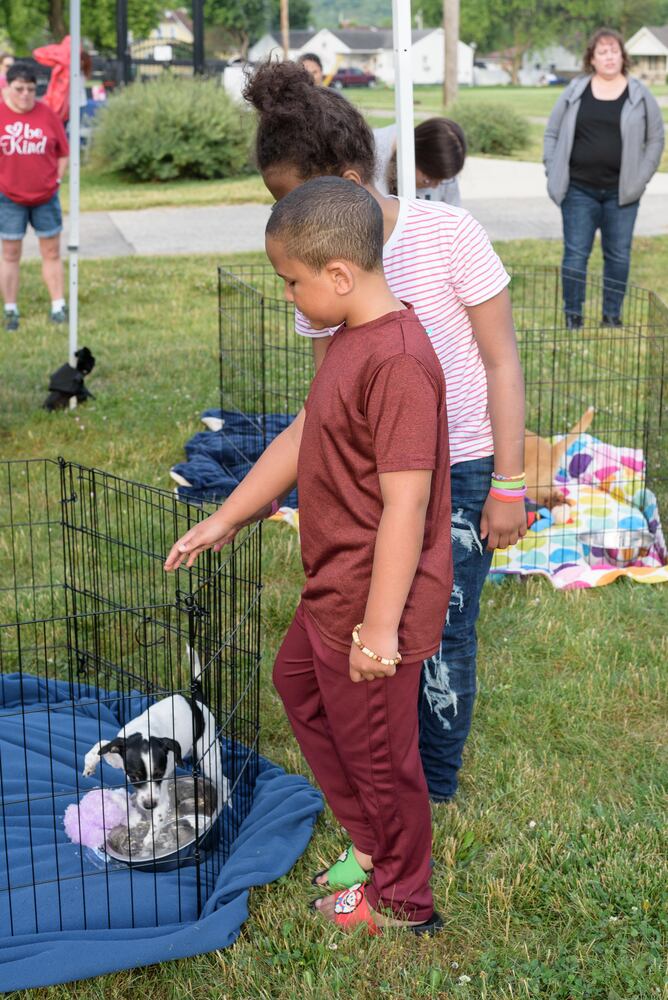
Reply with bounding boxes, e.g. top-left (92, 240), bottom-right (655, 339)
top-left (333, 883), bottom-right (380, 935)
top-left (322, 846), bottom-right (370, 889)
